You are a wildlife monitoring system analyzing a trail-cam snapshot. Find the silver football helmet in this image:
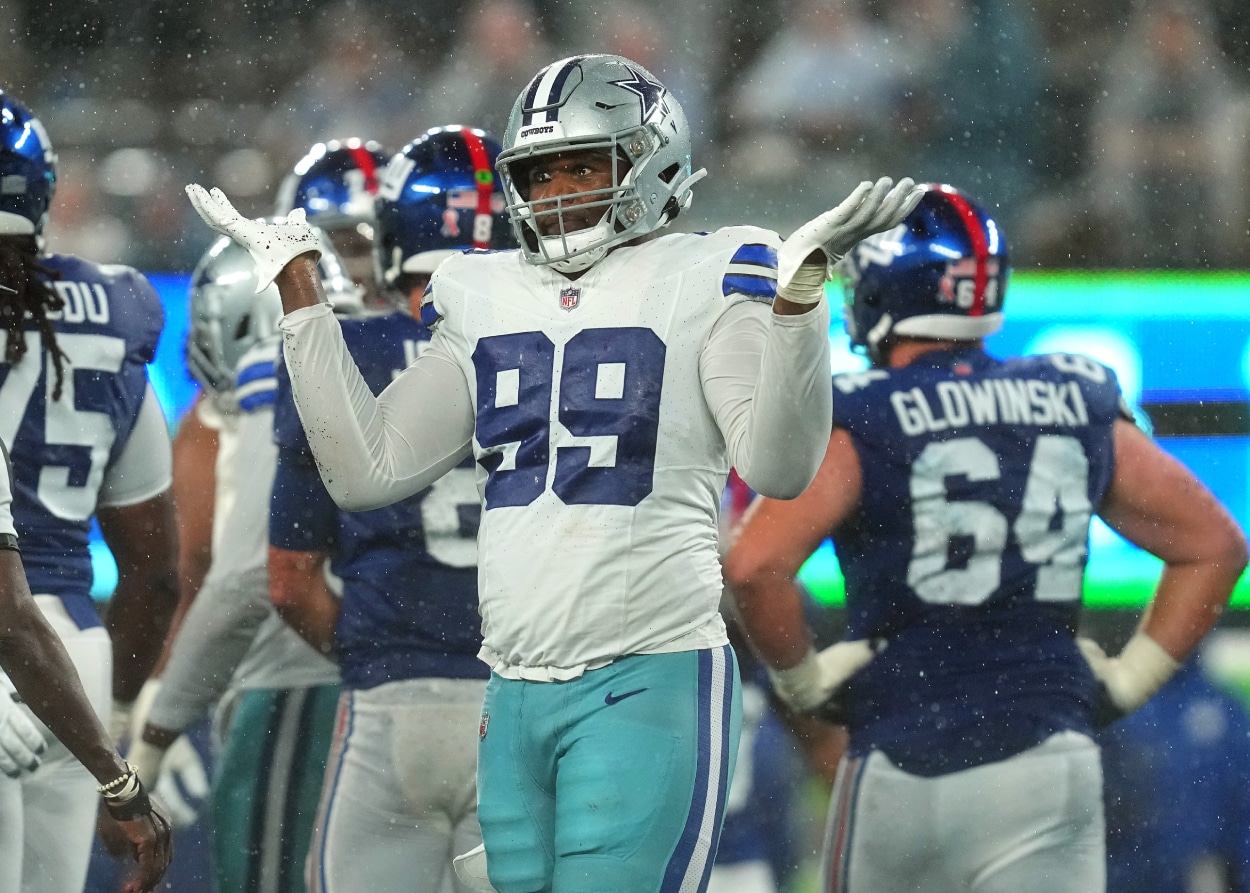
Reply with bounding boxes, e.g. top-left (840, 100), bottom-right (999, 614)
top-left (496, 54), bottom-right (706, 273)
top-left (187, 226), bottom-right (362, 396)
